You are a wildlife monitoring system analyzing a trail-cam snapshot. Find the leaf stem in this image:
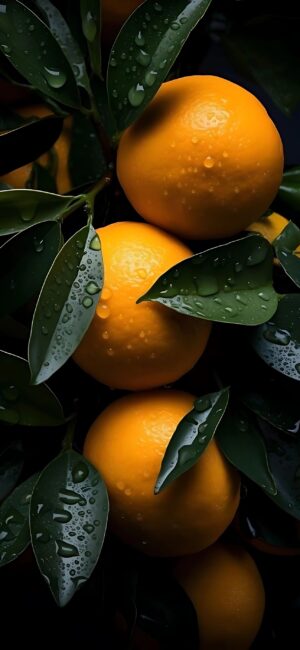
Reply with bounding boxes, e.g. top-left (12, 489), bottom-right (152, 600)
top-left (62, 417), bottom-right (77, 451)
top-left (85, 171), bottom-right (113, 225)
